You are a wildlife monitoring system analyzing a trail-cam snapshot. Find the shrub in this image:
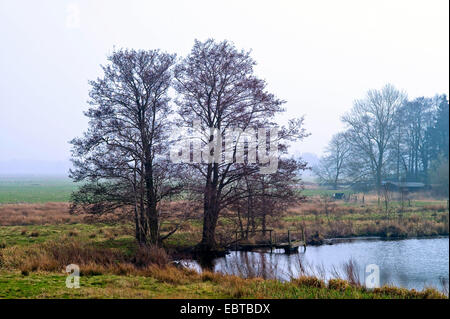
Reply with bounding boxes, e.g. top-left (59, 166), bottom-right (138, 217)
top-left (420, 287), bottom-right (446, 299)
top-left (308, 231), bottom-right (324, 245)
top-left (141, 265), bottom-right (194, 284)
top-left (68, 230), bottom-right (79, 237)
top-left (201, 271), bottom-right (223, 283)
top-left (79, 263), bottom-right (105, 276)
top-left (293, 276), bottom-right (326, 288)
top-left (370, 285), bottom-right (445, 298)
top-left (133, 245), bottom-right (169, 268)
top-left (328, 278), bottom-right (350, 291)
top-left (380, 224), bottom-right (407, 238)
top-left (45, 241), bottom-right (124, 267)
